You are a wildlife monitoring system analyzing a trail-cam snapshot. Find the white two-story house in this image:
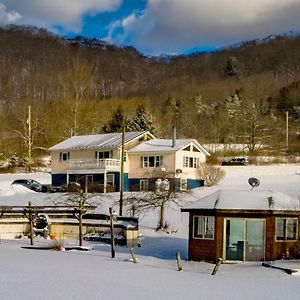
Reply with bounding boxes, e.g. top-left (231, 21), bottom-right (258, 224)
top-left (49, 130), bottom-right (209, 192)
